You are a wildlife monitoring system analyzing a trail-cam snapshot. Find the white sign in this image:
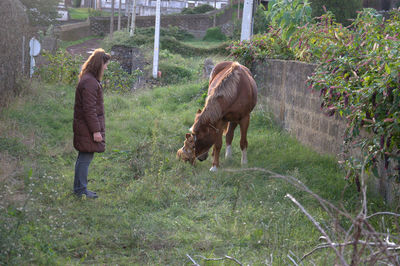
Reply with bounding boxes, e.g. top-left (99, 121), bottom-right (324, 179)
top-left (29, 37), bottom-right (41, 57)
